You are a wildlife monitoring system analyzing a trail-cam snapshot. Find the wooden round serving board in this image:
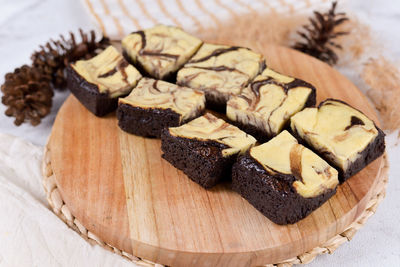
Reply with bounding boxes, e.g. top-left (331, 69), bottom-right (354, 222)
top-left (48, 45), bottom-right (384, 267)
